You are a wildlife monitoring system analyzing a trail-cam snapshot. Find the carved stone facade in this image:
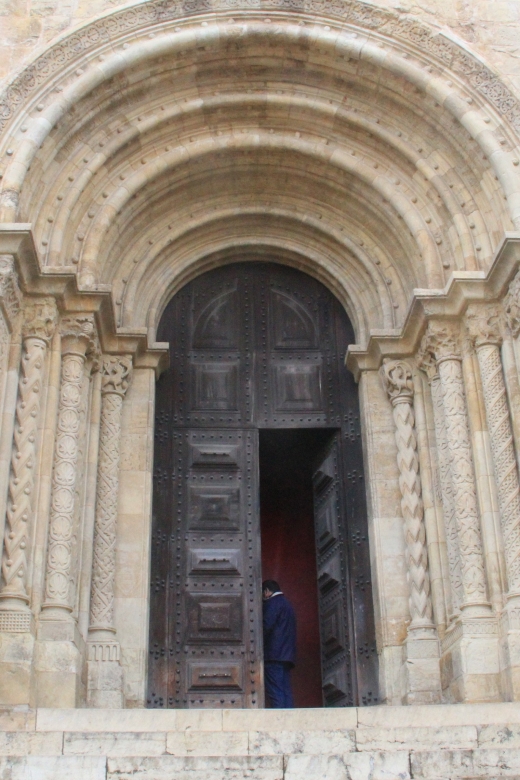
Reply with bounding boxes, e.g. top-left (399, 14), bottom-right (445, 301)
top-left (1, 0), bottom-right (520, 736)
